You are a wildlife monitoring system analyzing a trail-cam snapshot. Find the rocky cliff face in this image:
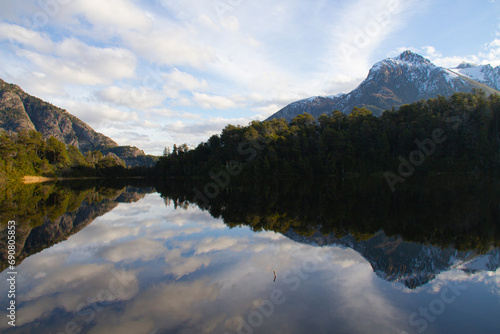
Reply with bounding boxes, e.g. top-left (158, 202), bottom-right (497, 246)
top-left (0, 78), bottom-right (118, 152)
top-left (0, 78), bottom-right (159, 166)
top-left (268, 51), bottom-right (500, 121)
